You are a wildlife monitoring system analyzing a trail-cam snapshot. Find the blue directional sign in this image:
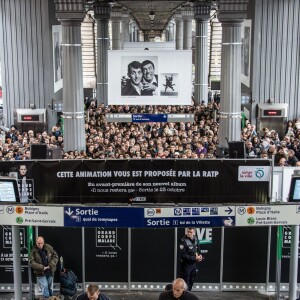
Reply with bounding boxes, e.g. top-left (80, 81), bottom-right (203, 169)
top-left (132, 114), bottom-right (168, 123)
top-left (145, 216), bottom-right (235, 228)
top-left (64, 206), bottom-right (144, 227)
top-left (144, 206), bottom-right (235, 228)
